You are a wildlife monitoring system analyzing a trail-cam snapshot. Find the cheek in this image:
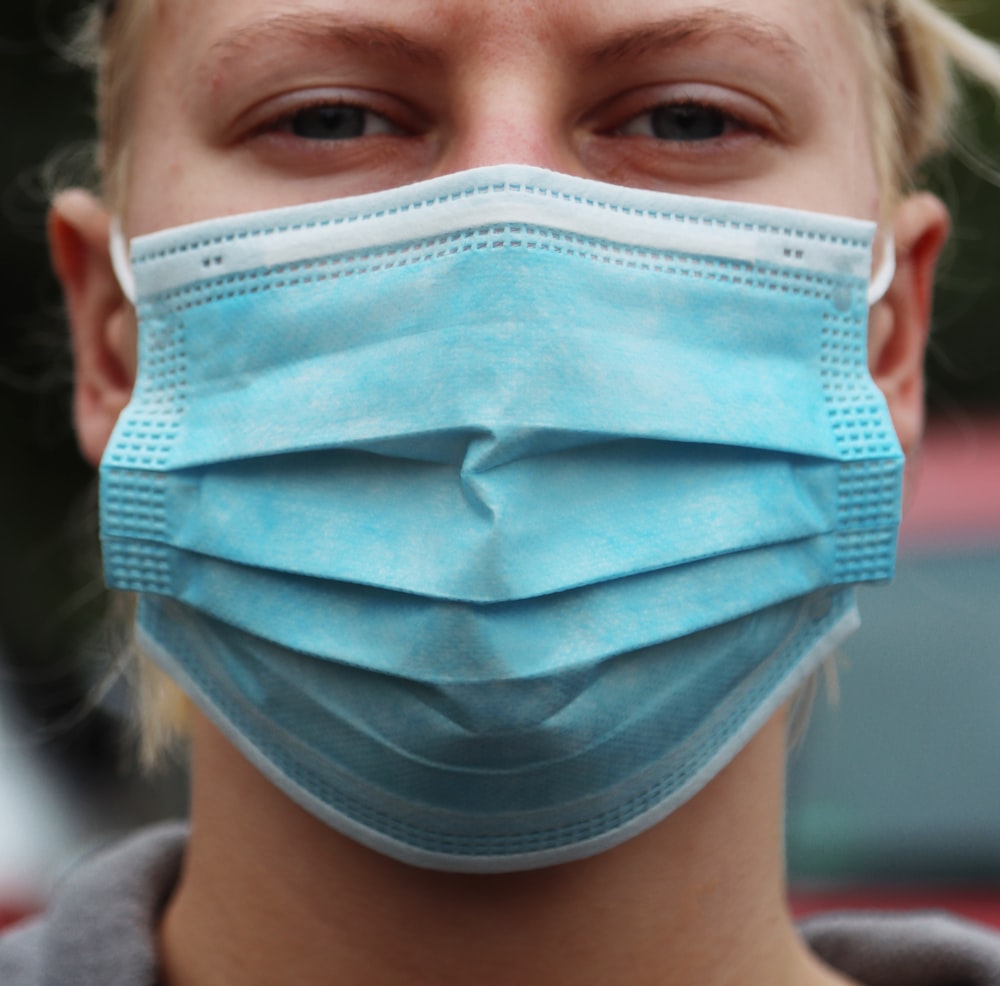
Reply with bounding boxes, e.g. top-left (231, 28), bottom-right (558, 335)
top-left (112, 311), bottom-right (139, 386)
top-left (798, 0), bottom-right (883, 216)
top-left (866, 298), bottom-right (925, 456)
top-left (121, 0), bottom-right (219, 233)
top-left (94, 305), bottom-right (139, 410)
top-left (866, 301), bottom-right (894, 383)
